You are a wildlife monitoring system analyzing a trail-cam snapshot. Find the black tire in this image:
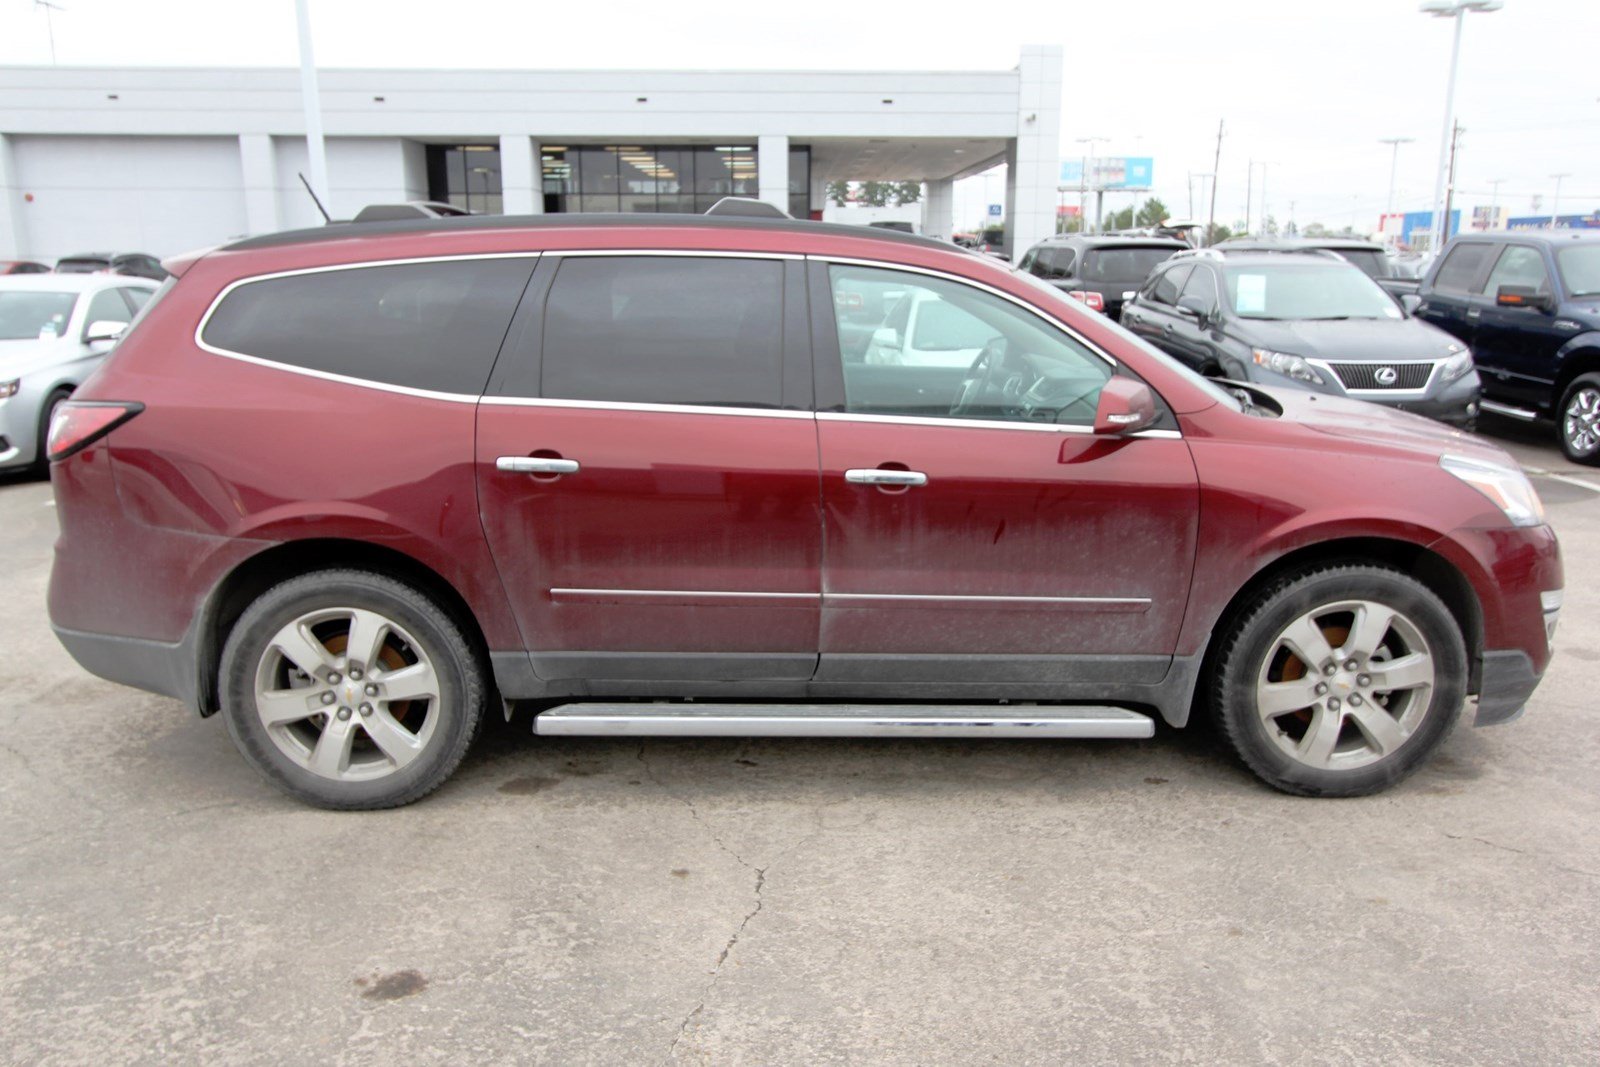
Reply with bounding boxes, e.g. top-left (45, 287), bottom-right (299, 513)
top-left (1557, 372), bottom-right (1600, 466)
top-left (1209, 564), bottom-right (1467, 798)
top-left (34, 387), bottom-right (71, 476)
top-left (219, 569), bottom-right (486, 809)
